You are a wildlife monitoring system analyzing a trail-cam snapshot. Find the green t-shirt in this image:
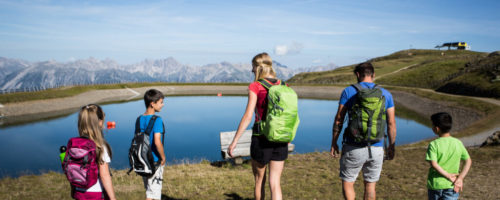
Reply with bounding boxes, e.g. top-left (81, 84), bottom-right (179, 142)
top-left (426, 136), bottom-right (470, 190)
